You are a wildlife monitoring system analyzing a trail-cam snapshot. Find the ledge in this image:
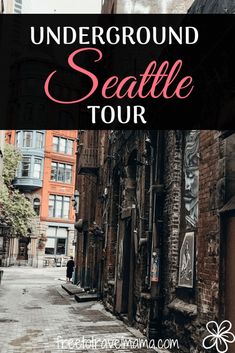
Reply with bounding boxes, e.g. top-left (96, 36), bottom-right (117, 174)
top-left (168, 298), bottom-right (197, 317)
top-left (61, 283), bottom-right (85, 295)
